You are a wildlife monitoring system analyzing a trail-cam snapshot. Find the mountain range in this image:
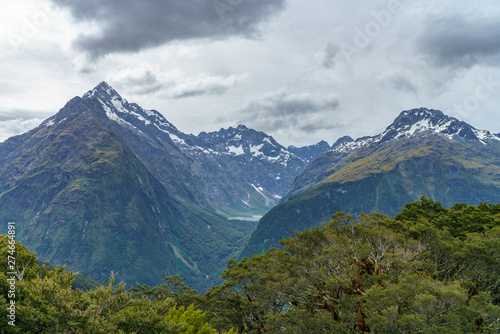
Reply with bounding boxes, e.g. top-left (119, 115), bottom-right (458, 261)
top-left (1, 82), bottom-right (499, 291)
top-left (0, 82), bottom-right (332, 291)
top-left (241, 108), bottom-right (500, 256)
top-left (81, 82), bottom-right (334, 217)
